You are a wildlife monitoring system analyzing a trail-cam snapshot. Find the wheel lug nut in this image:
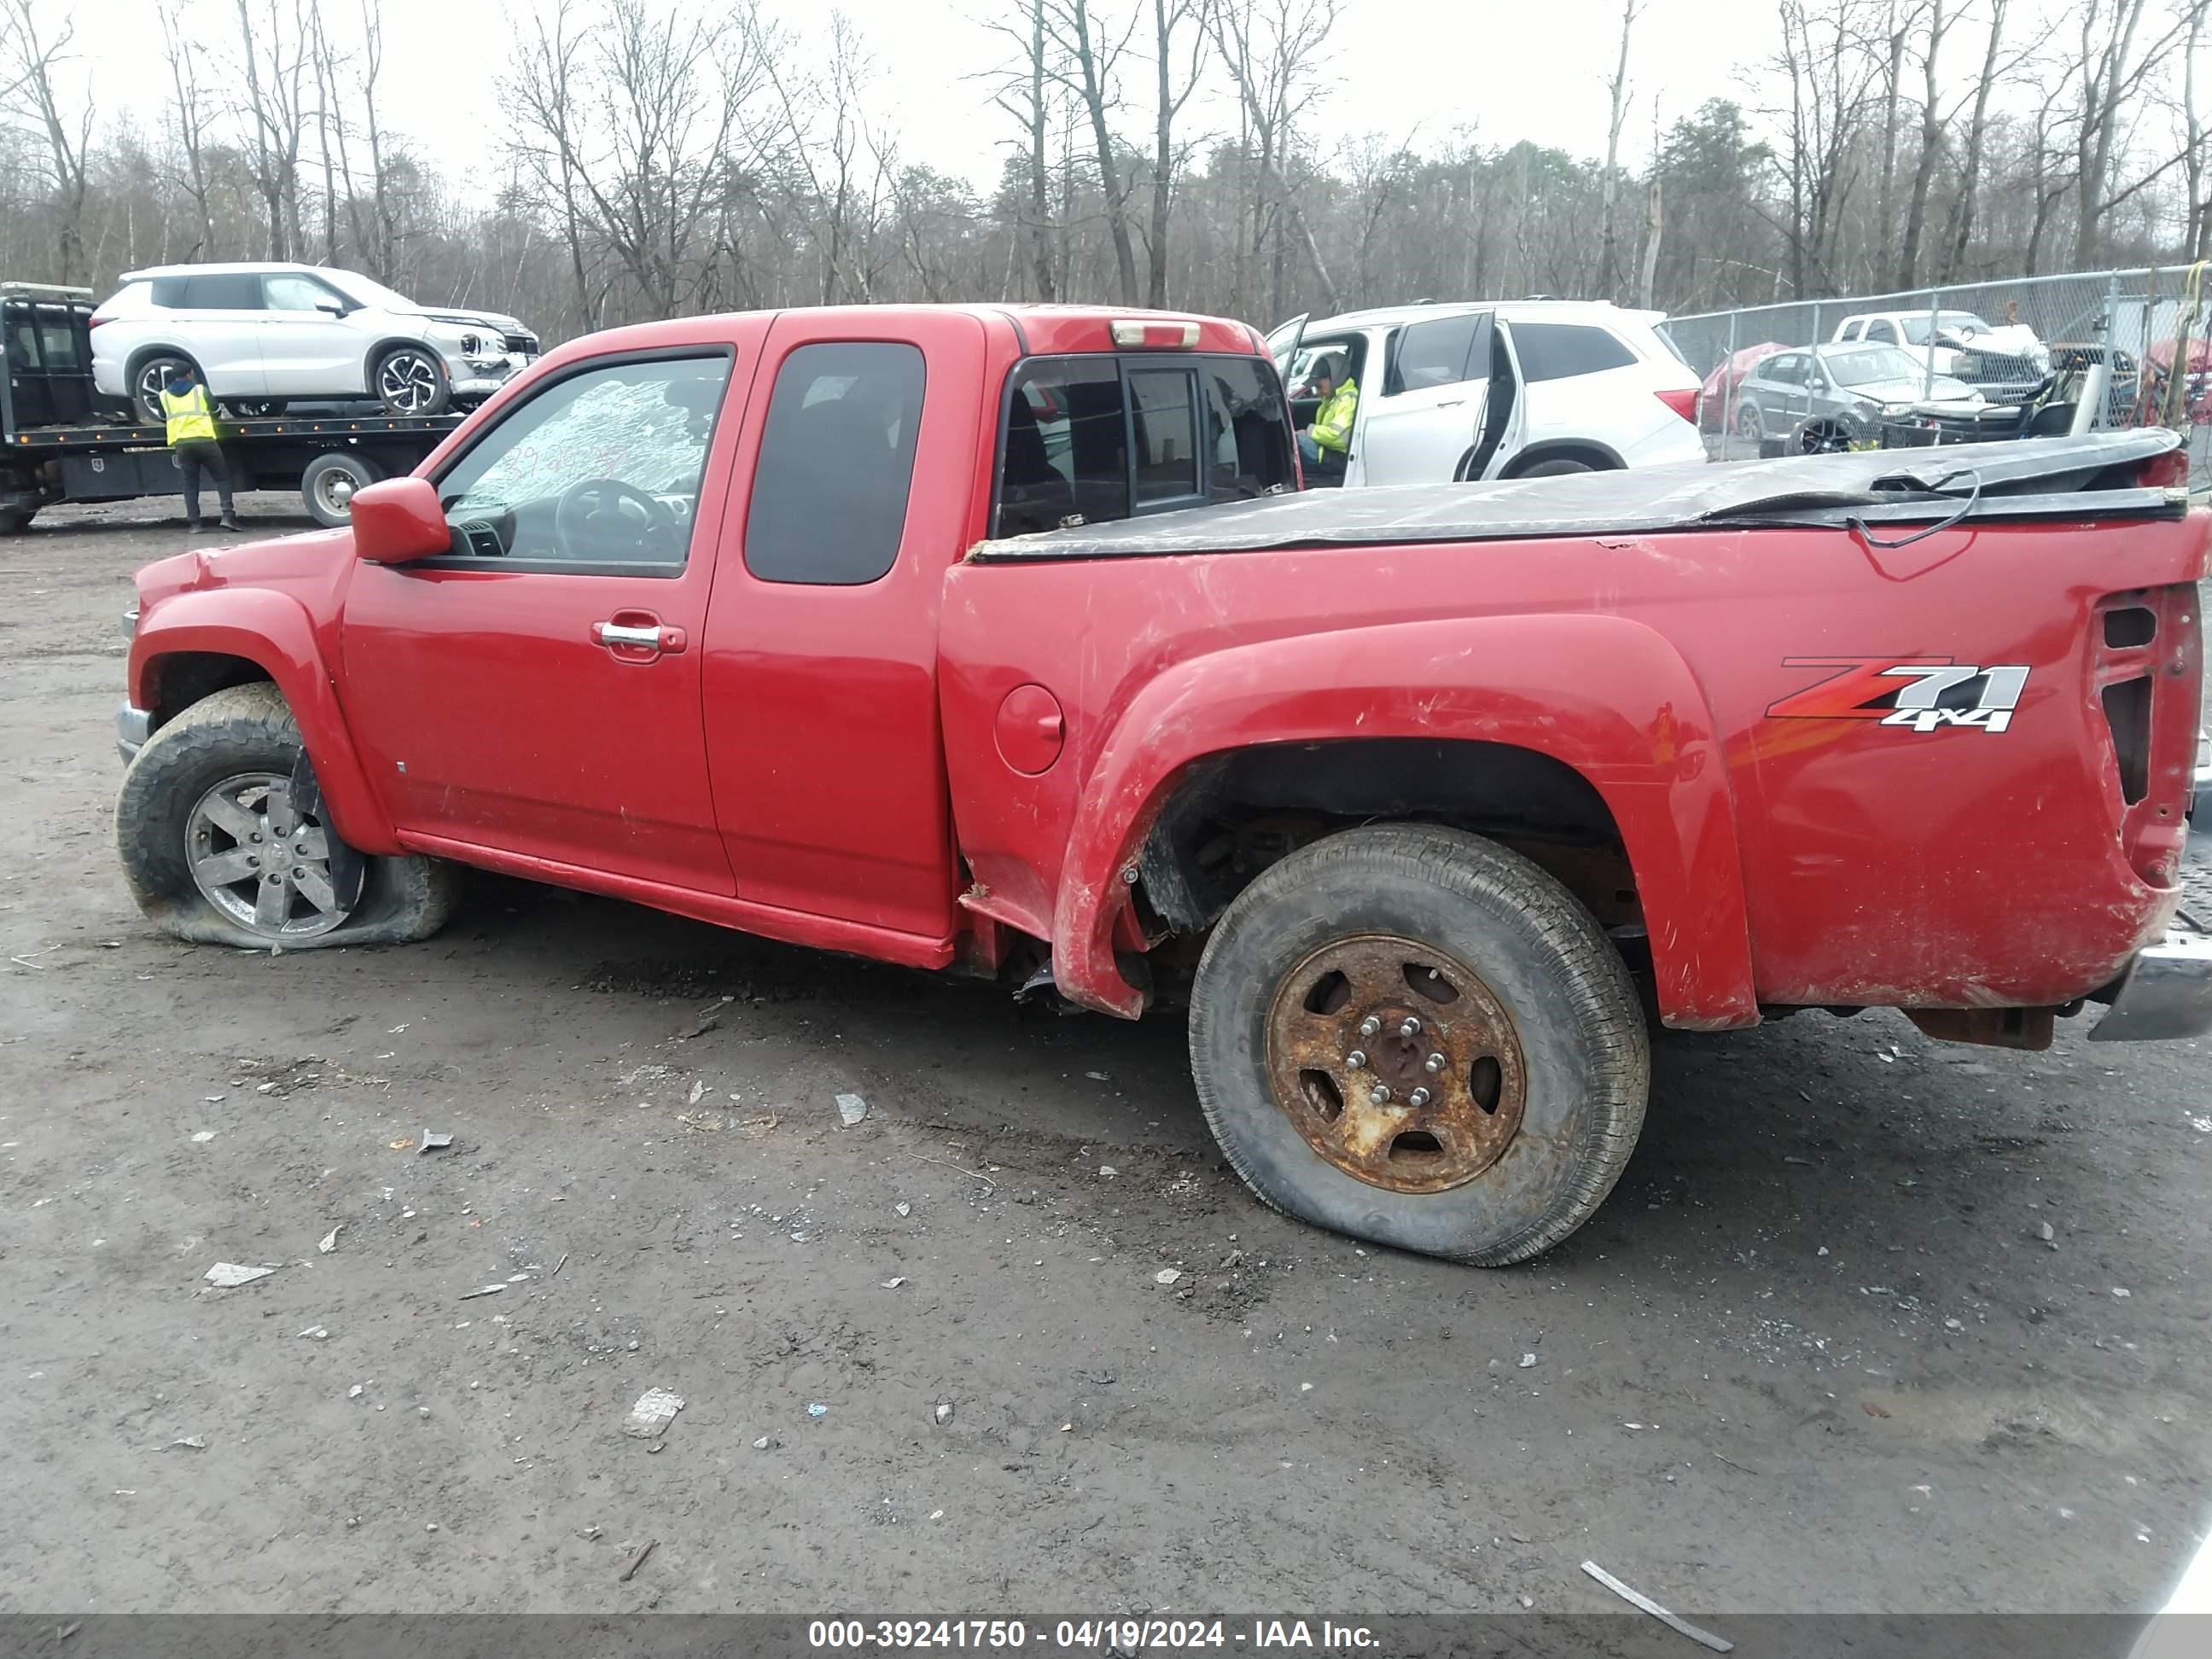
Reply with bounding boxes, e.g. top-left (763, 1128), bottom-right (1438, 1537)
top-left (1358, 1016), bottom-right (1382, 1039)
top-left (248, 833), bottom-right (261, 844)
top-left (1346, 1050), bottom-right (1366, 1070)
top-left (1423, 1051), bottom-right (1446, 1074)
top-left (1399, 1016), bottom-right (1422, 1039)
top-left (1408, 1087), bottom-right (1432, 1109)
top-left (1369, 1085), bottom-right (1392, 1105)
